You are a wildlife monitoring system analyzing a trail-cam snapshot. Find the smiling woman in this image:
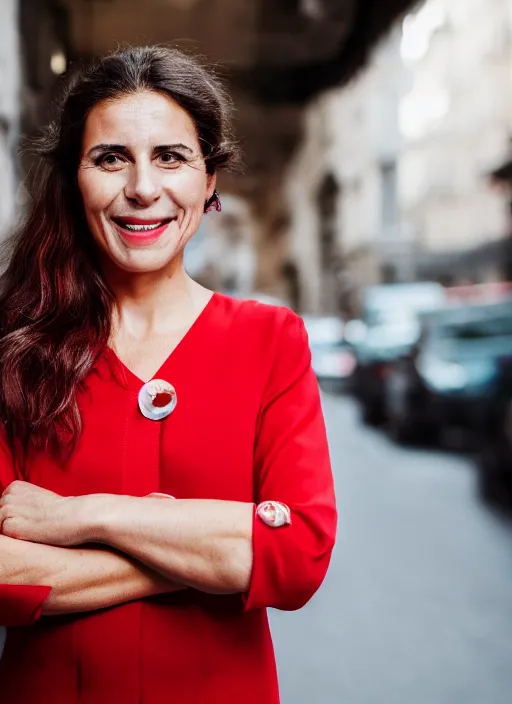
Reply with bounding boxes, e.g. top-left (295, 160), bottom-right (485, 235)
top-left (0, 47), bottom-right (336, 704)
top-left (78, 91), bottom-right (215, 273)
